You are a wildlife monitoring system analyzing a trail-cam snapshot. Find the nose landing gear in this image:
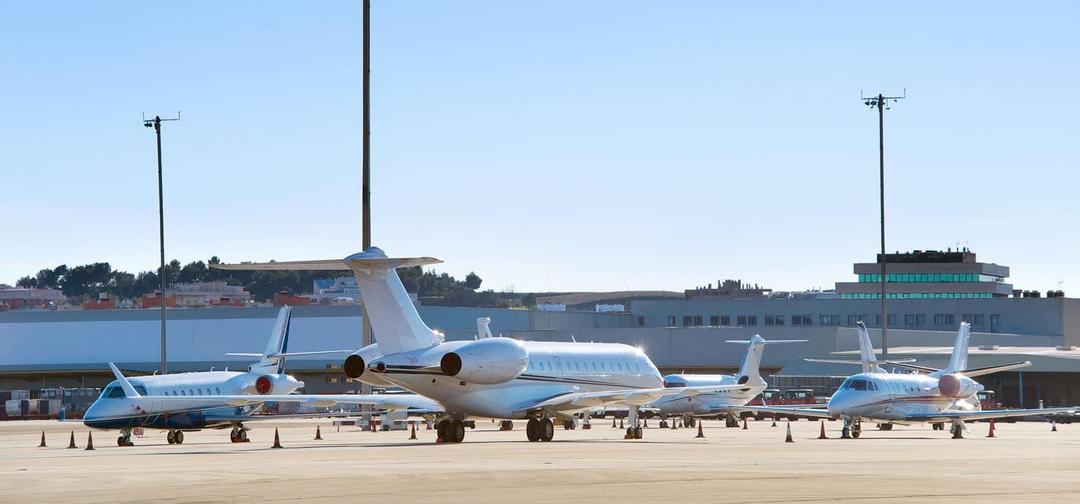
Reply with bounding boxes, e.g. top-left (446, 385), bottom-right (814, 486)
top-left (229, 426), bottom-right (249, 443)
top-left (167, 430), bottom-right (185, 445)
top-left (117, 428), bottom-right (135, 447)
top-left (841, 418), bottom-right (862, 439)
top-left (950, 421), bottom-right (965, 439)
